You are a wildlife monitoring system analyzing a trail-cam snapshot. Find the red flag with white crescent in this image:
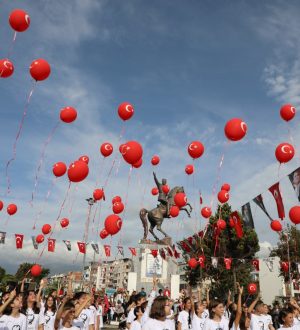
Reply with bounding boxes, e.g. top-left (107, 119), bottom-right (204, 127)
top-left (48, 238), bottom-right (56, 252)
top-left (251, 259), bottom-right (260, 271)
top-left (77, 241), bottom-right (86, 254)
top-left (129, 247), bottom-right (136, 256)
top-left (104, 245), bottom-right (111, 257)
top-left (269, 182), bottom-right (285, 220)
top-left (224, 258), bottom-right (232, 270)
top-left (15, 234), bottom-right (24, 249)
top-left (230, 211), bottom-right (243, 238)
